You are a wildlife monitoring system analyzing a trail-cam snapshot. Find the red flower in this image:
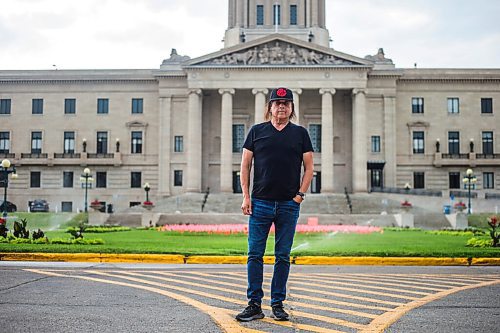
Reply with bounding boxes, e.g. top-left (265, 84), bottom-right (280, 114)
top-left (454, 201), bottom-right (466, 208)
top-left (276, 88), bottom-right (287, 97)
top-left (0, 218), bottom-right (6, 225)
top-left (401, 200), bottom-right (412, 207)
top-left (489, 216), bottom-right (498, 226)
